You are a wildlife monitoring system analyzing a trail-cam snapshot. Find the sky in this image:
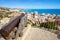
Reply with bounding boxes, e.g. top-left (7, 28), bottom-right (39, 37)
top-left (0, 0), bottom-right (60, 9)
